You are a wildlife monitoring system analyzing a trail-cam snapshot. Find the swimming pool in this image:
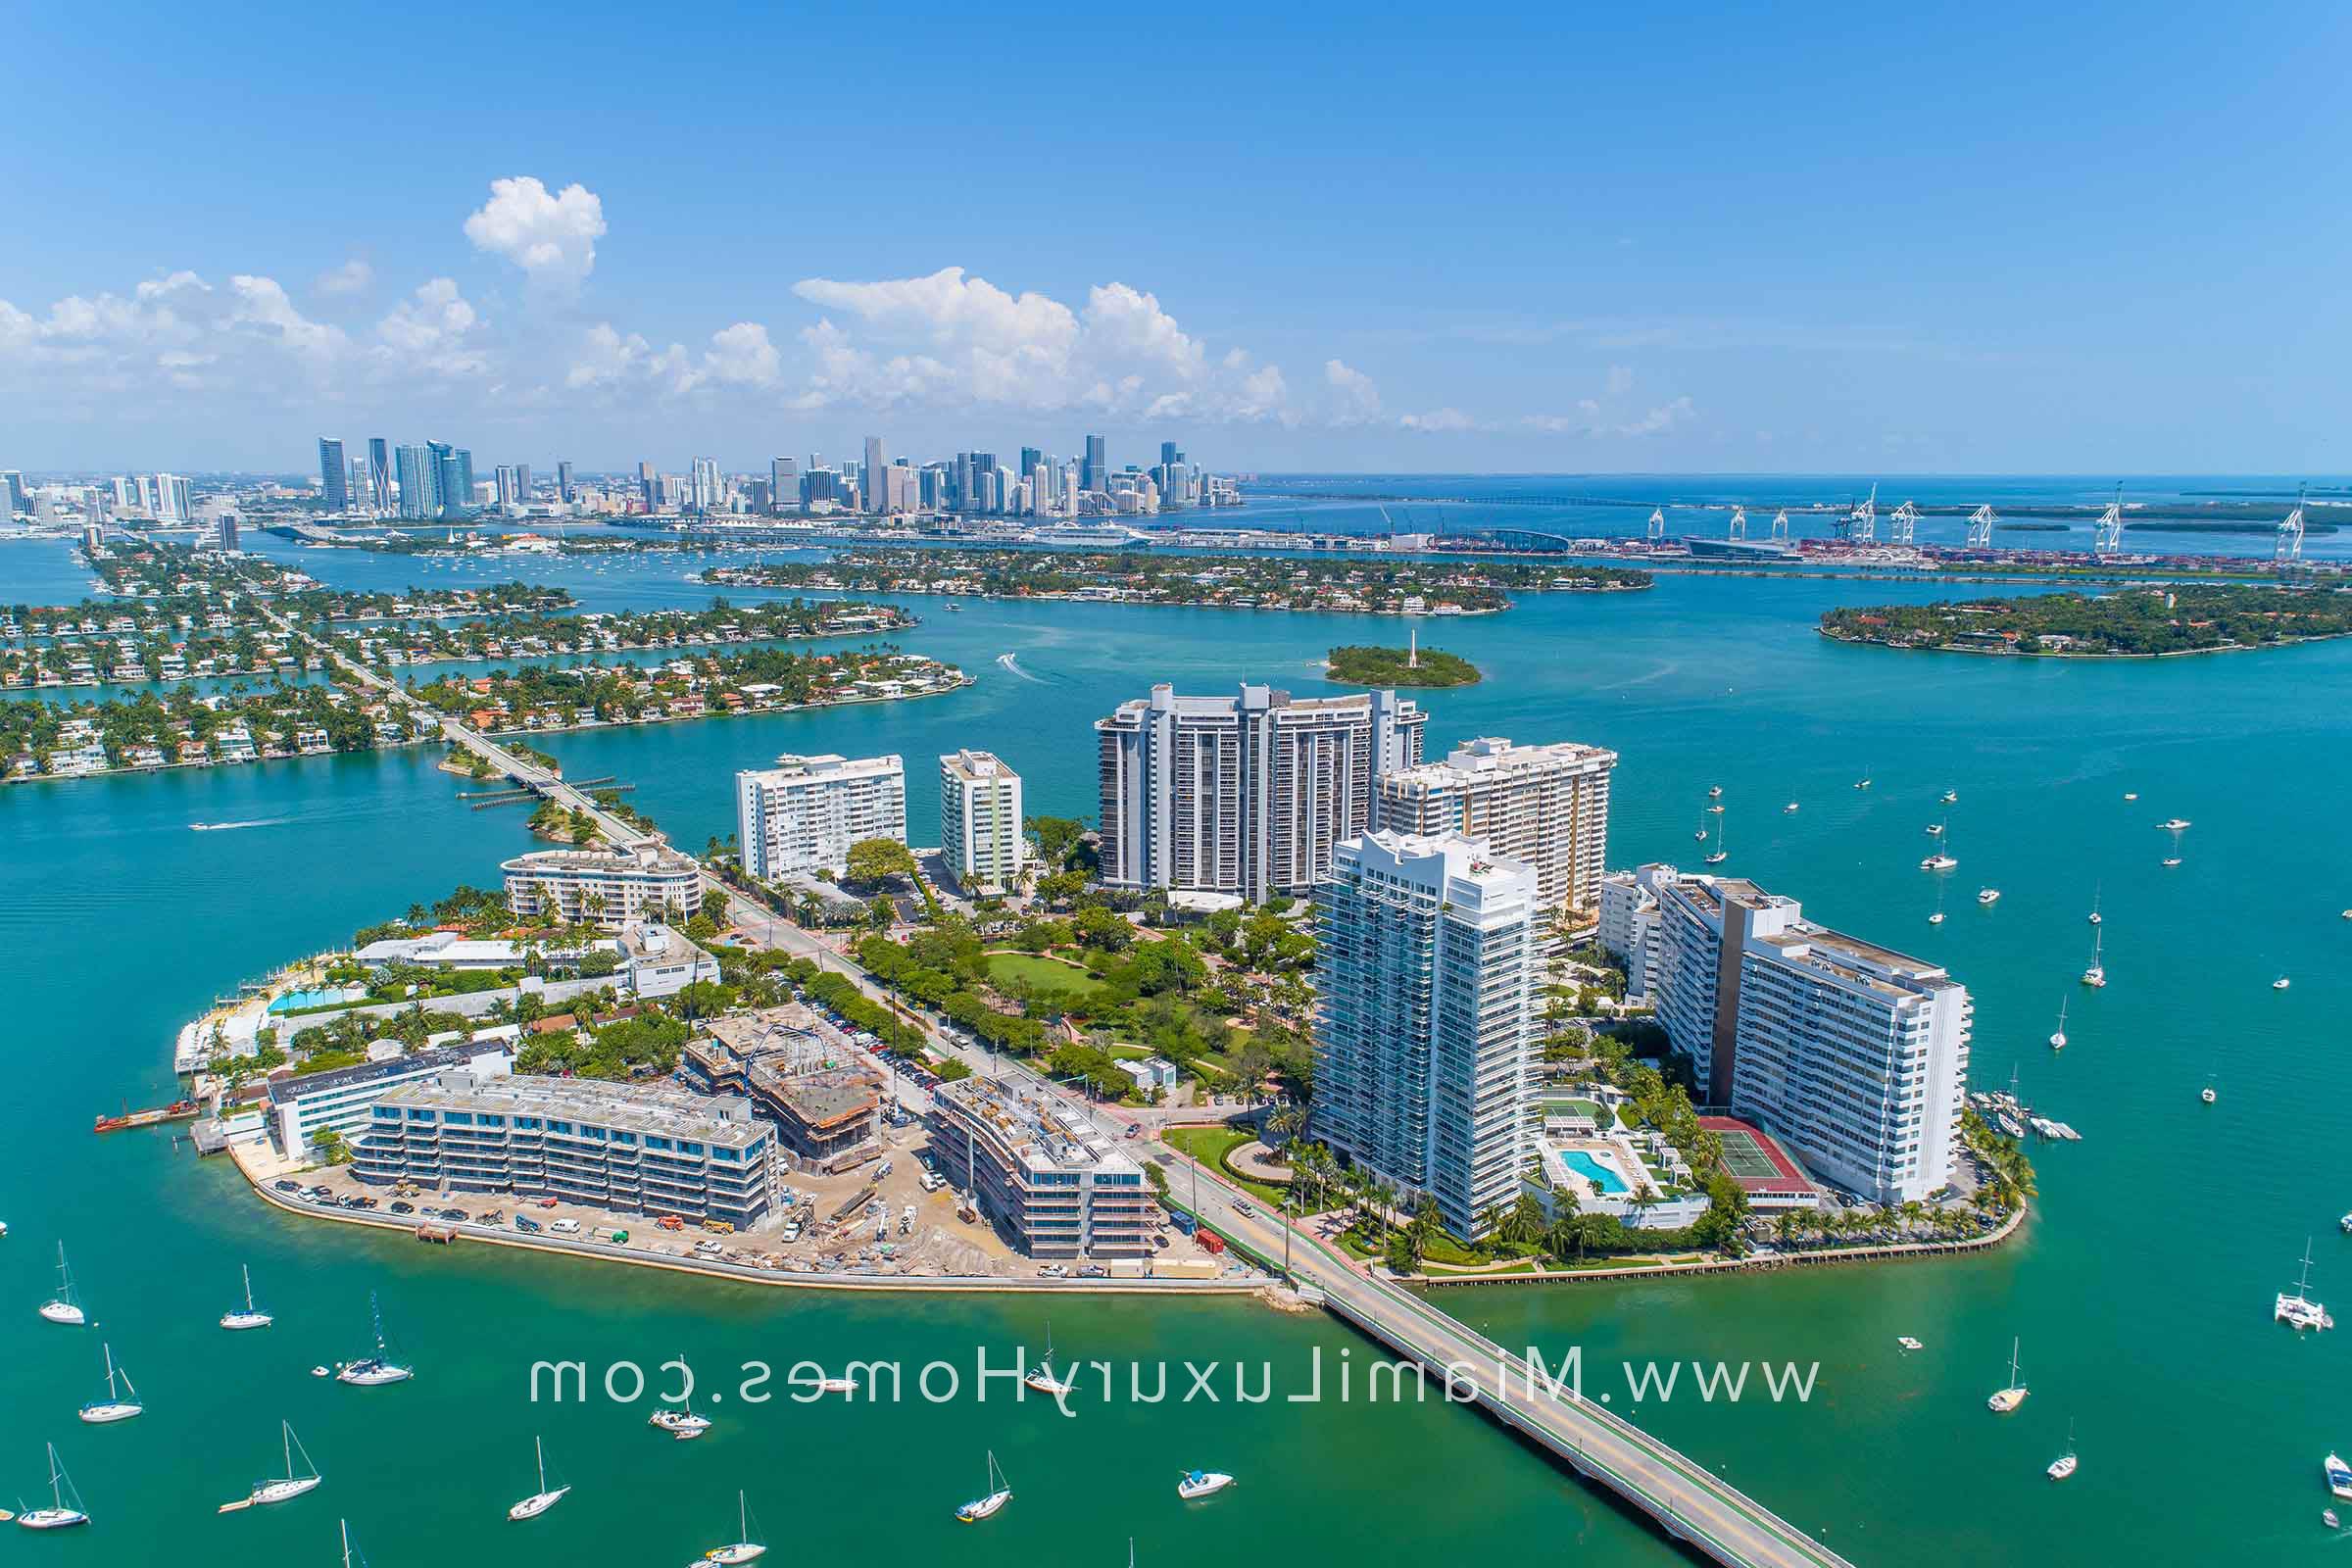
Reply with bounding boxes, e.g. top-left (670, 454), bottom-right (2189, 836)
top-left (268, 985), bottom-right (367, 1014)
top-left (1560, 1149), bottom-right (1630, 1196)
